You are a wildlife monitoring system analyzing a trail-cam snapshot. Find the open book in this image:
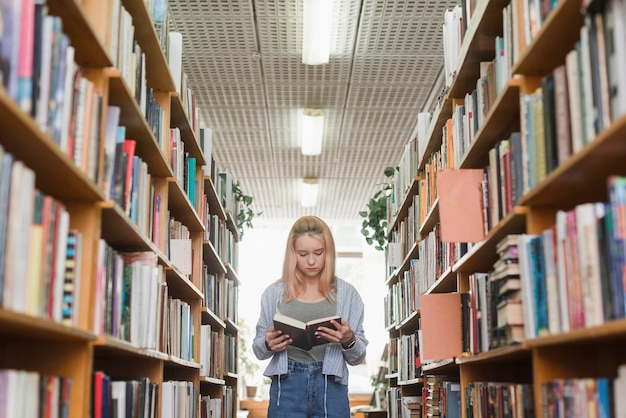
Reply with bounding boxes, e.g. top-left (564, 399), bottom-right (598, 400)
top-left (273, 312), bottom-right (340, 351)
